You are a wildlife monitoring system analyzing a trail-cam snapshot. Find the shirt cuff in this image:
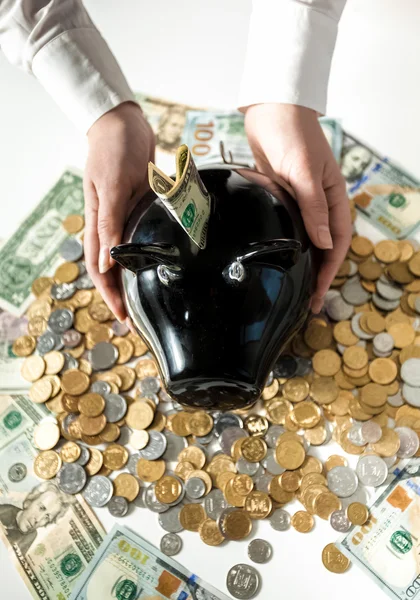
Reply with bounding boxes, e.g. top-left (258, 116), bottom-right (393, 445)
top-left (238, 1), bottom-right (340, 115)
top-left (32, 28), bottom-right (136, 133)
